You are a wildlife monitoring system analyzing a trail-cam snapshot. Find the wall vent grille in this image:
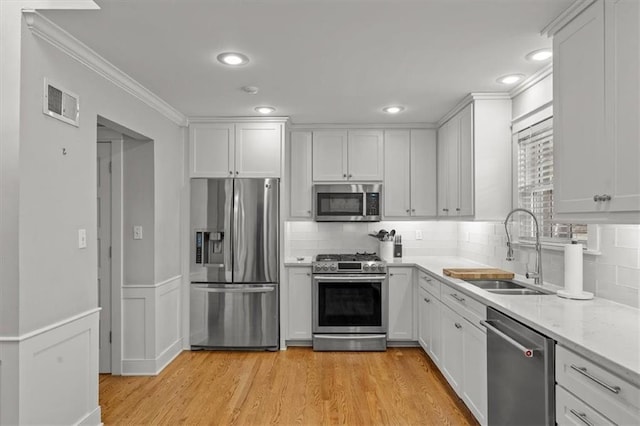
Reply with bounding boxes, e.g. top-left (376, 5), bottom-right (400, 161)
top-left (43, 79), bottom-right (79, 127)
